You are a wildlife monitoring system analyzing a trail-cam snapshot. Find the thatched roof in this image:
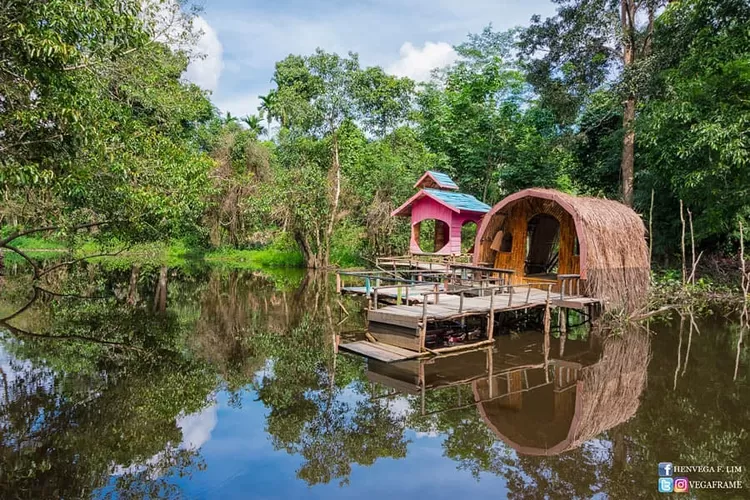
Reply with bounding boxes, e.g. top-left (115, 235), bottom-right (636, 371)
top-left (473, 188), bottom-right (649, 310)
top-left (472, 331), bottom-right (650, 456)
